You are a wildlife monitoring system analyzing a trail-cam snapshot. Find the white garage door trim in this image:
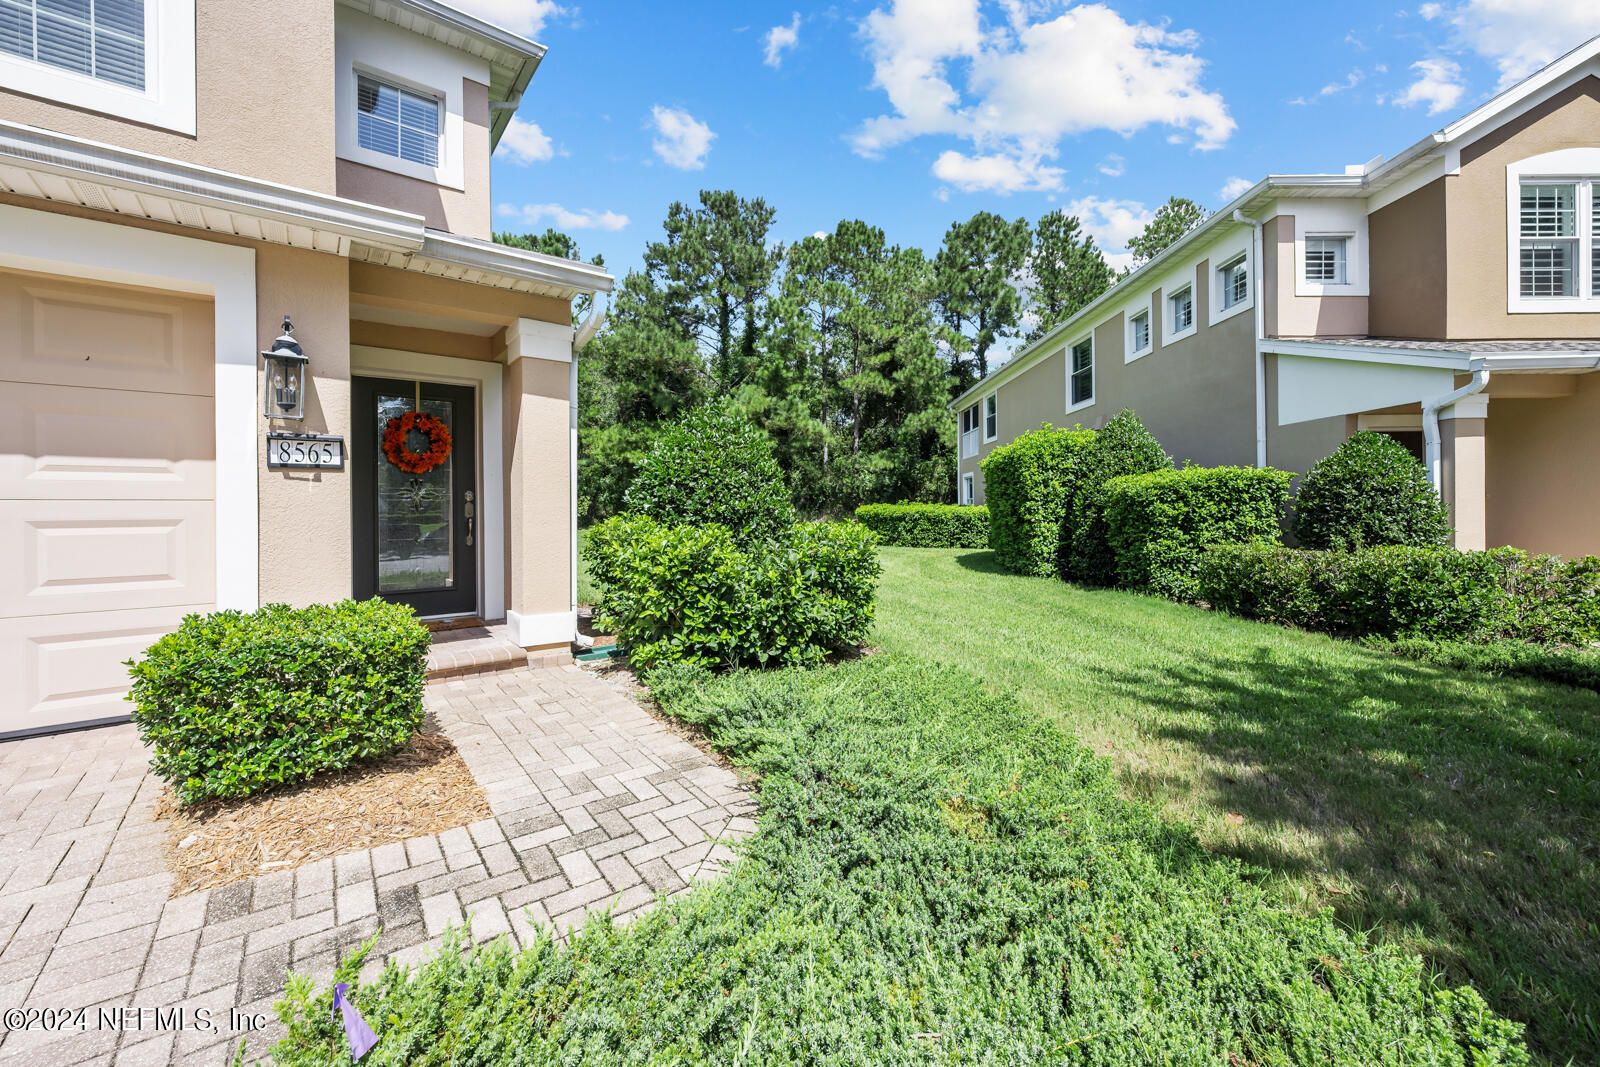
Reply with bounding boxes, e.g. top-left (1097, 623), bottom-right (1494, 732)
top-left (0, 204), bottom-right (259, 611)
